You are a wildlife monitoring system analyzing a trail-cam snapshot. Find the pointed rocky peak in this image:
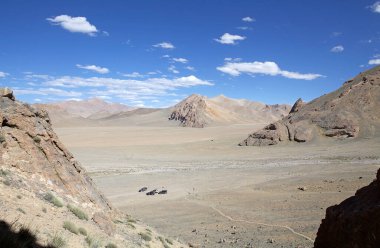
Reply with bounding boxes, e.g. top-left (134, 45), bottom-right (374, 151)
top-left (289, 98), bottom-right (305, 114)
top-left (0, 88), bottom-right (15, 101)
